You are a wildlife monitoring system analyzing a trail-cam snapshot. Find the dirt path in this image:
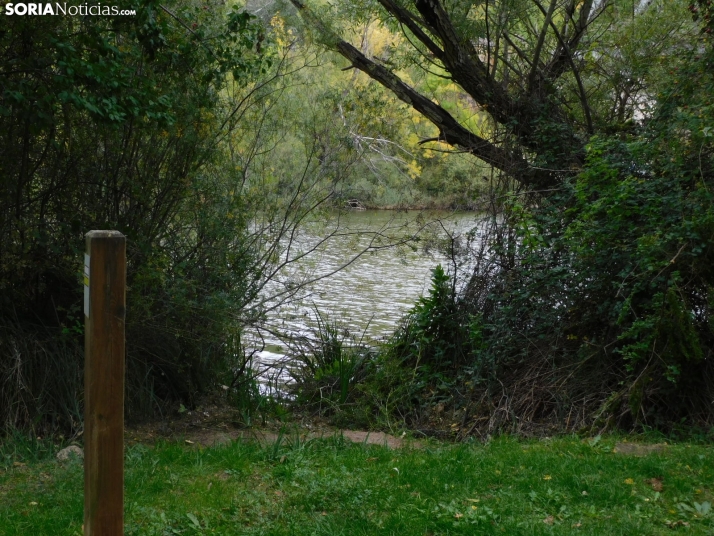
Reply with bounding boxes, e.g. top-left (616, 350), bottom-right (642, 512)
top-left (126, 425), bottom-right (419, 449)
top-left (125, 405), bottom-right (421, 450)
